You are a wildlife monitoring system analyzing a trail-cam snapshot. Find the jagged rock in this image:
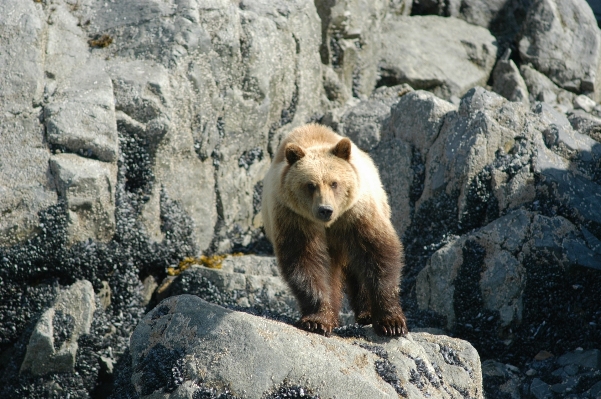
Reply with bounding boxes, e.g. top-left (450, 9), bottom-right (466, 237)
top-left (322, 64), bottom-right (351, 104)
top-left (520, 63), bottom-right (575, 110)
top-left (341, 85), bottom-right (410, 151)
top-left (0, 0), bottom-right (57, 246)
top-left (20, 280), bottom-right (96, 376)
top-left (109, 59), bottom-right (217, 248)
top-left (49, 154), bottom-right (117, 245)
top-left (129, 294), bottom-right (483, 399)
top-left (168, 255), bottom-right (298, 319)
top-left (519, 0), bottom-right (601, 101)
top-left (568, 109), bottom-right (601, 142)
top-left (417, 209), bottom-right (601, 330)
top-left (374, 90), bottom-right (456, 238)
top-left (573, 94), bottom-right (598, 112)
top-left (535, 102), bottom-right (601, 162)
top-left (315, 0), bottom-right (389, 98)
top-left (481, 360), bottom-right (522, 399)
top-left (492, 50), bottom-right (530, 105)
top-left (418, 87), bottom-right (535, 219)
top-left (372, 138), bottom-right (414, 239)
top-left (384, 90), bottom-right (456, 154)
top-left (379, 16), bottom-right (497, 100)
top-left (406, 88), bottom-right (601, 361)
